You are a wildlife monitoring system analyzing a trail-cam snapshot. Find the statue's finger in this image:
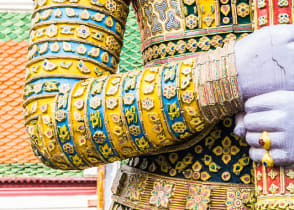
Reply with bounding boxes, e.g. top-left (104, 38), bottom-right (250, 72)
top-left (245, 131), bottom-right (285, 149)
top-left (233, 113), bottom-right (246, 138)
top-left (249, 147), bottom-right (267, 162)
top-left (243, 110), bottom-right (285, 132)
top-left (245, 91), bottom-right (292, 113)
